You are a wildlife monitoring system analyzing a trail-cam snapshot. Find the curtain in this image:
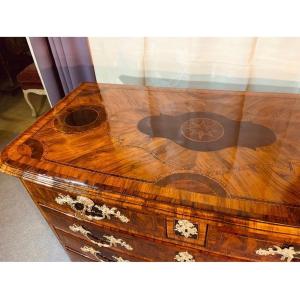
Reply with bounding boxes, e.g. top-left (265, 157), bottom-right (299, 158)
top-left (29, 37), bottom-right (96, 105)
top-left (88, 37), bottom-right (300, 93)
